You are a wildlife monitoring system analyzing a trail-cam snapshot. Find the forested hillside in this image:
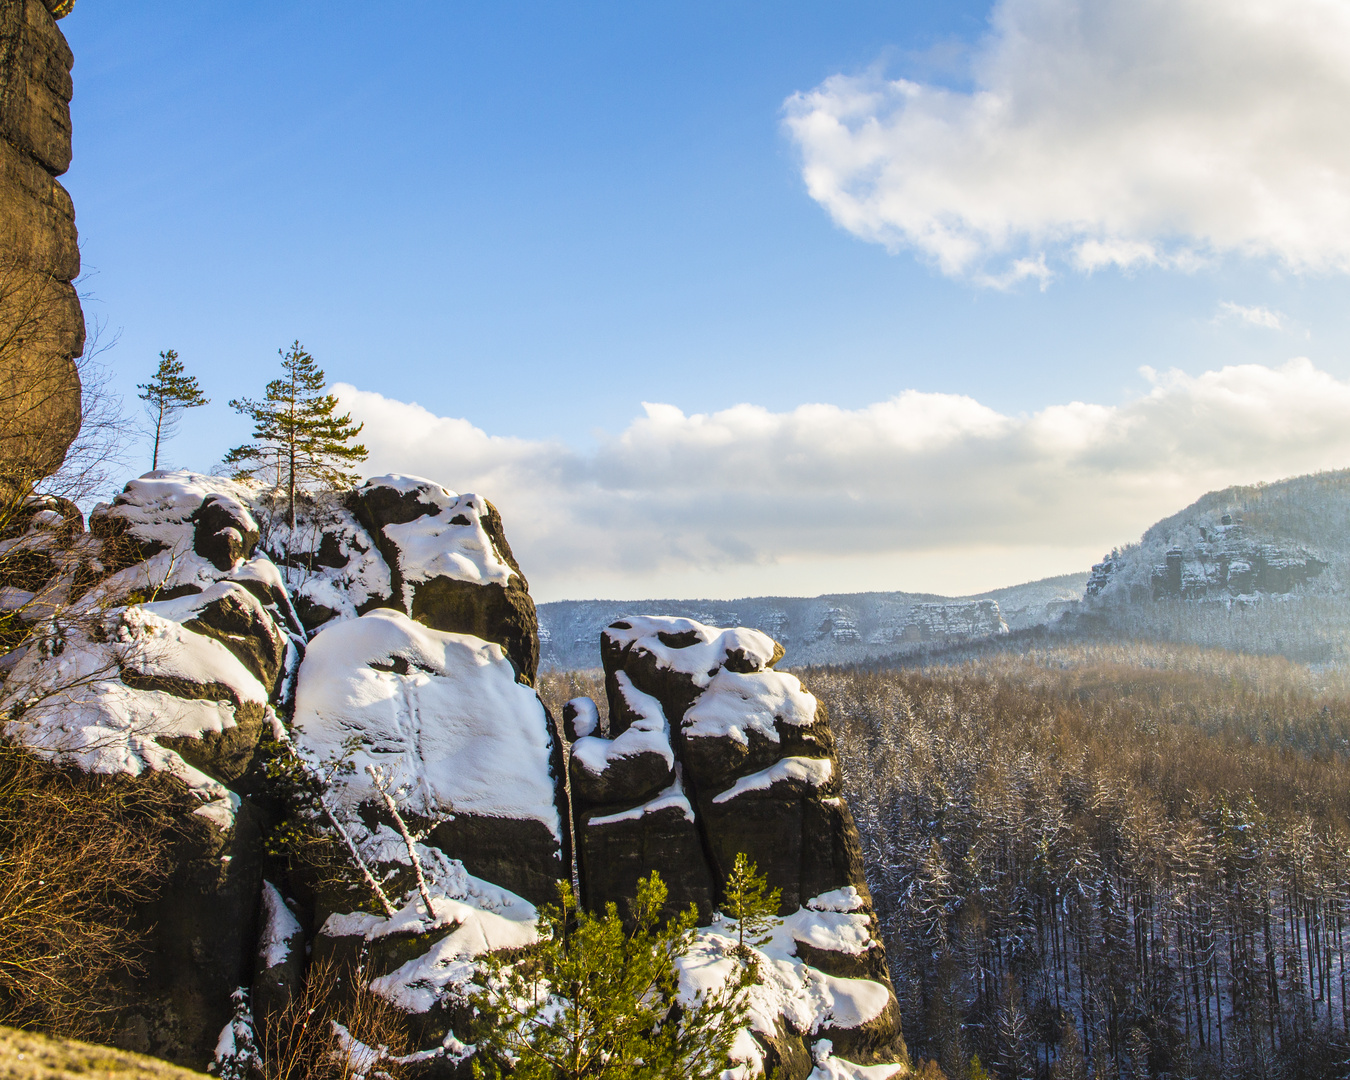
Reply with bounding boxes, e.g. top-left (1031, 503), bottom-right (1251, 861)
top-left (811, 645), bottom-right (1350, 1080)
